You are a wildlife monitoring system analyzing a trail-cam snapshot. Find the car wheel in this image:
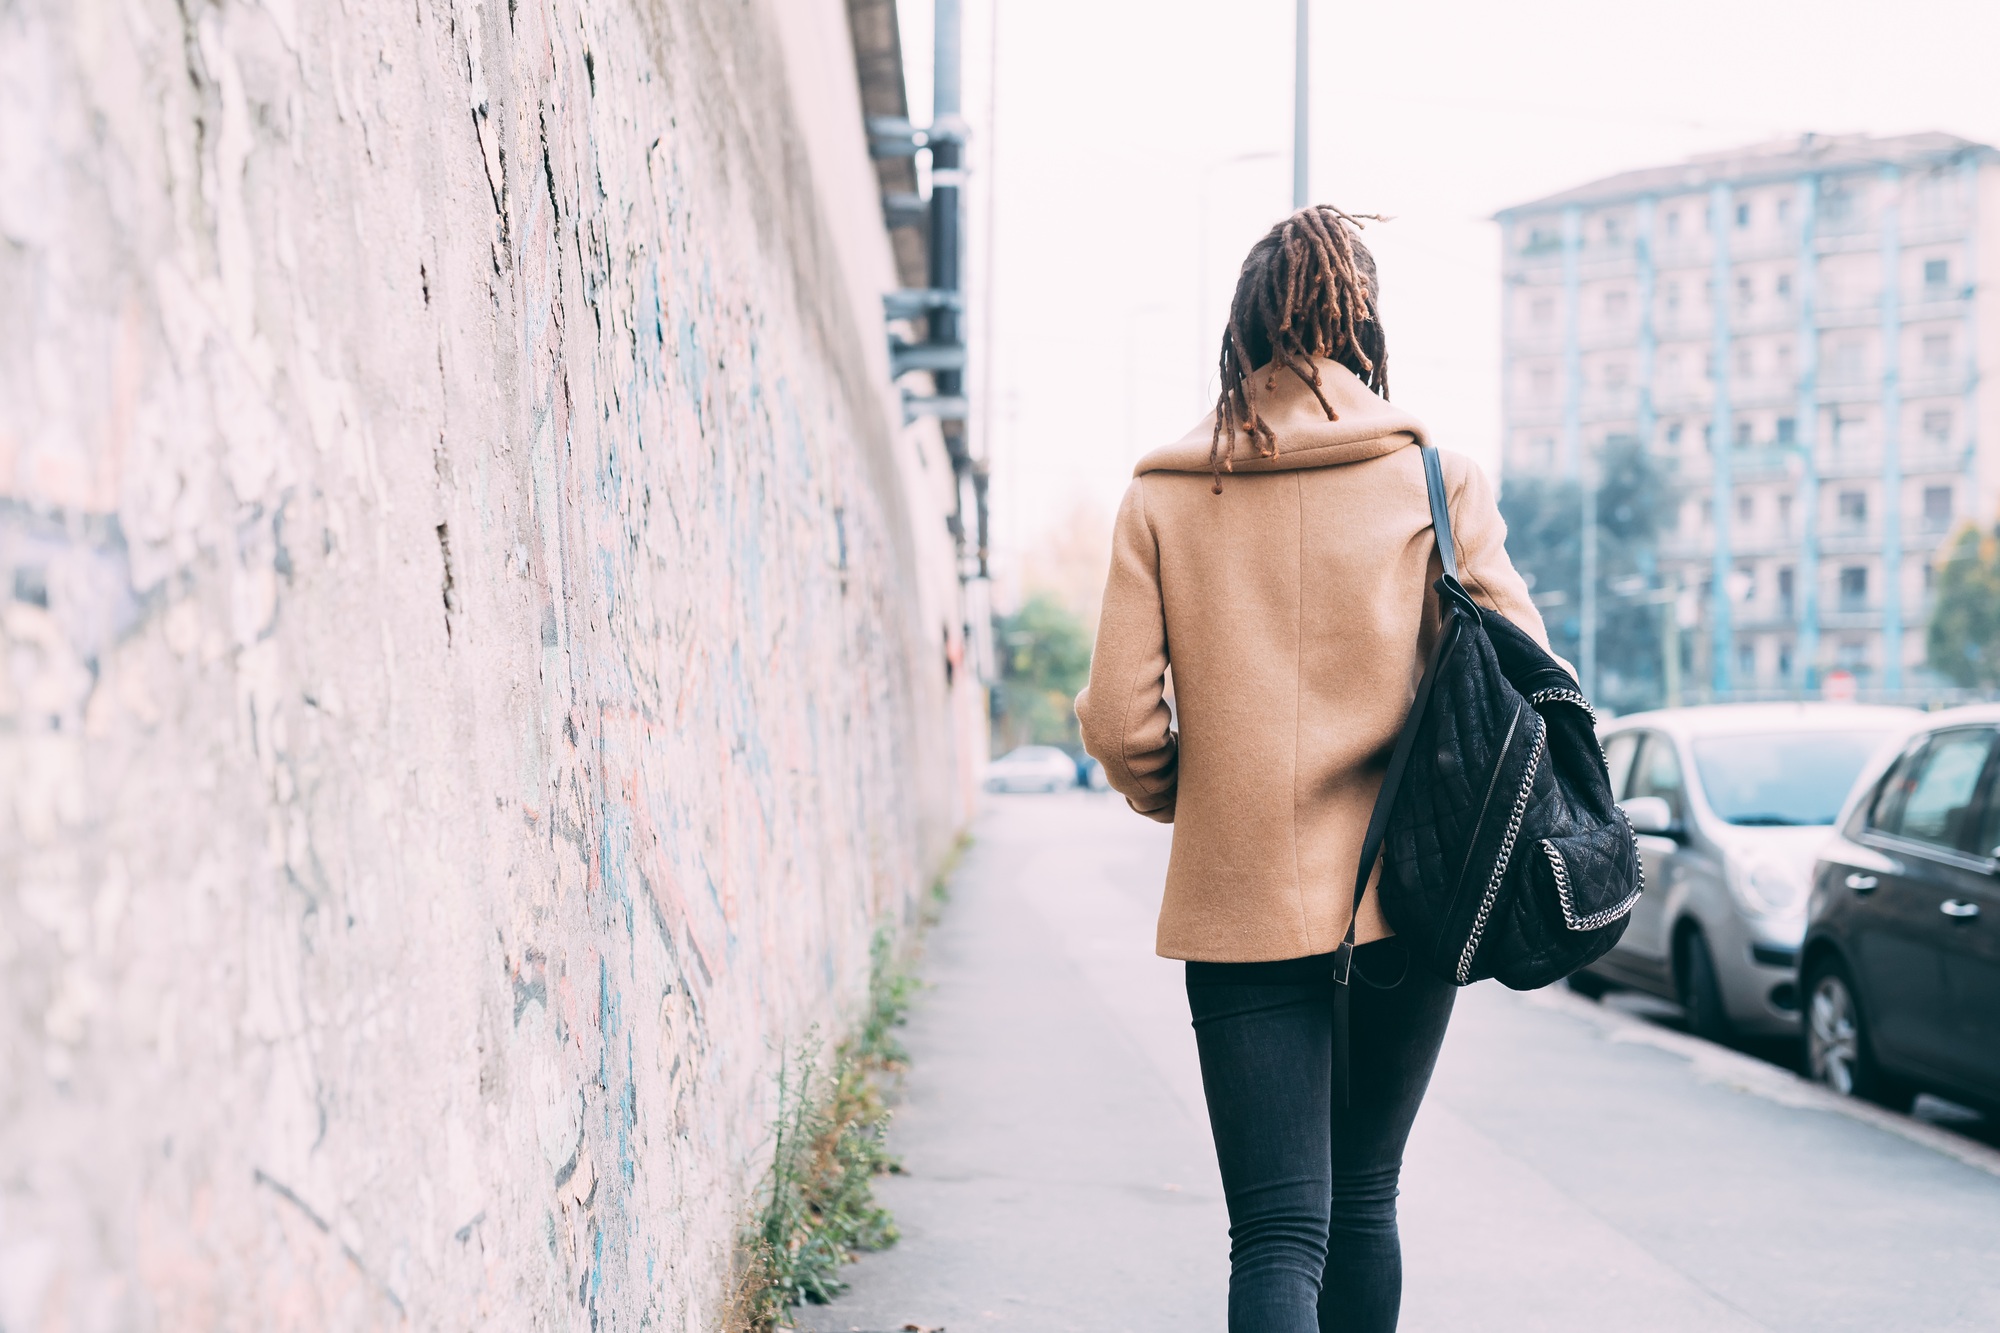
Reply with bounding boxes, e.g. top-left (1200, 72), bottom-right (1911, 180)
top-left (1804, 958), bottom-right (1916, 1112)
top-left (1678, 931), bottom-right (1734, 1044)
top-left (1564, 971), bottom-right (1612, 1000)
